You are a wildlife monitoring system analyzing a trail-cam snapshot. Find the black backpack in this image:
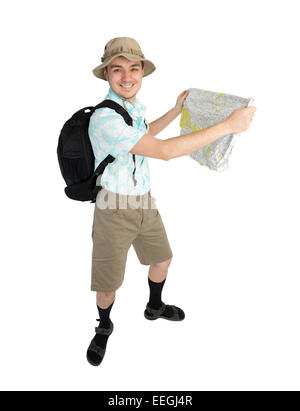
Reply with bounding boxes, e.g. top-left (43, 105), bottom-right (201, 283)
top-left (57, 99), bottom-right (141, 203)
